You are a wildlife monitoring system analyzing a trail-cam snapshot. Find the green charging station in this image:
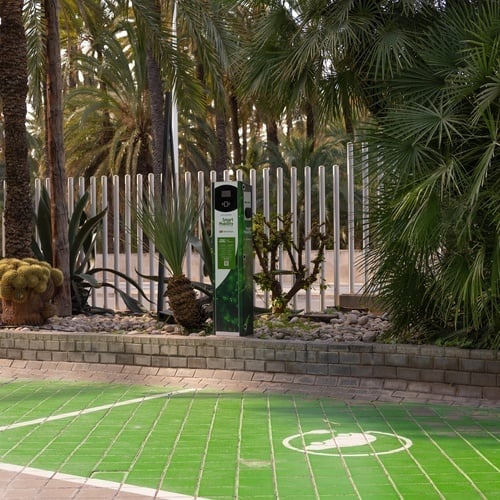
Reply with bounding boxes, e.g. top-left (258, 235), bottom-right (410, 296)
top-left (212, 181), bottom-right (253, 336)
